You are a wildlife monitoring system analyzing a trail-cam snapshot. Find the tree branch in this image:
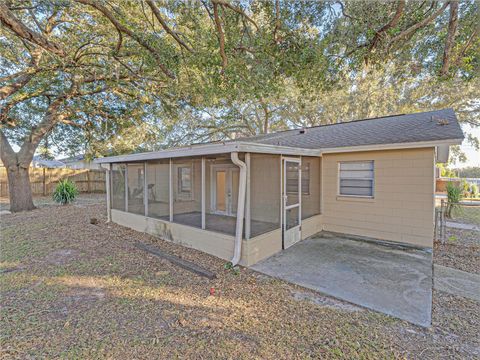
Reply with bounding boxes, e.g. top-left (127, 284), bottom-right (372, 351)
top-left (0, 3), bottom-right (65, 56)
top-left (368, 0), bottom-right (405, 53)
top-left (213, 2), bottom-right (227, 74)
top-left (389, 1), bottom-right (450, 45)
top-left (440, 1), bottom-right (459, 76)
top-left (145, 0), bottom-right (193, 52)
top-left (75, 0), bottom-right (175, 79)
top-left (212, 0), bottom-right (258, 30)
